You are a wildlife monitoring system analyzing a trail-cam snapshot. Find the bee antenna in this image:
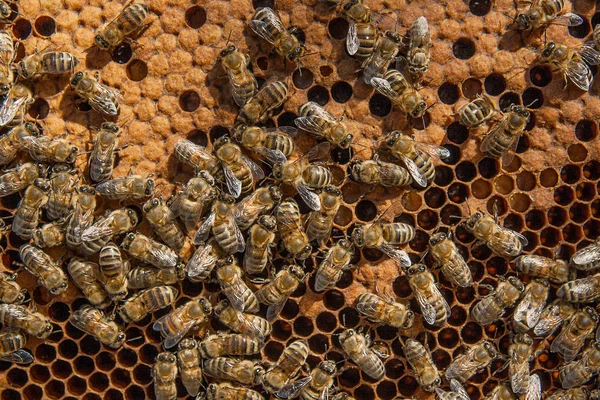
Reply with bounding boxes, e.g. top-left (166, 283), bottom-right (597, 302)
top-left (126, 336), bottom-right (143, 343)
top-left (525, 98), bottom-right (539, 108)
top-left (225, 30), bottom-right (233, 47)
